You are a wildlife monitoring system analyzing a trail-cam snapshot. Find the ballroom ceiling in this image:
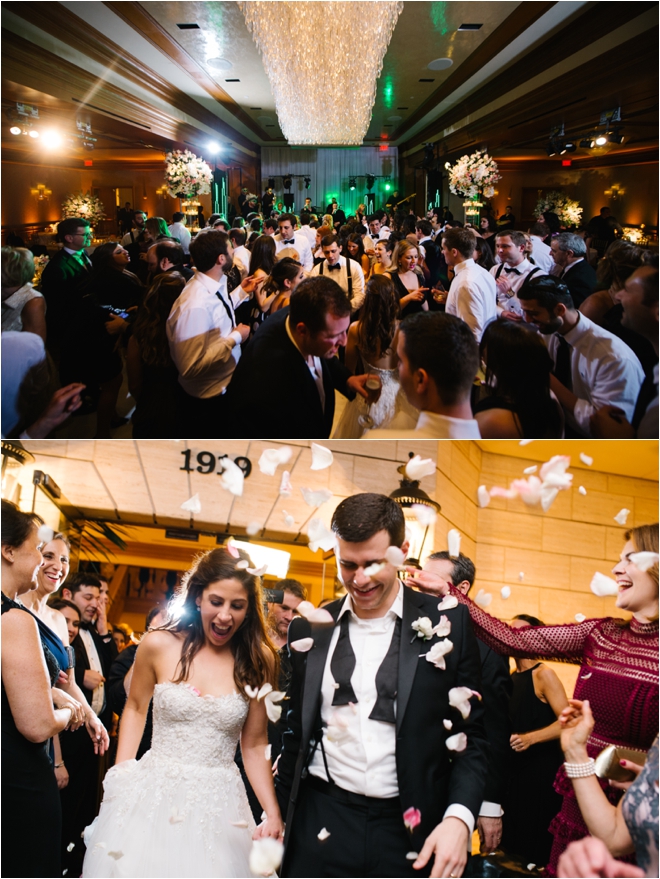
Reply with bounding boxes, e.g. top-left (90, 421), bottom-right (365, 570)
top-left (1, 1), bottom-right (657, 167)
